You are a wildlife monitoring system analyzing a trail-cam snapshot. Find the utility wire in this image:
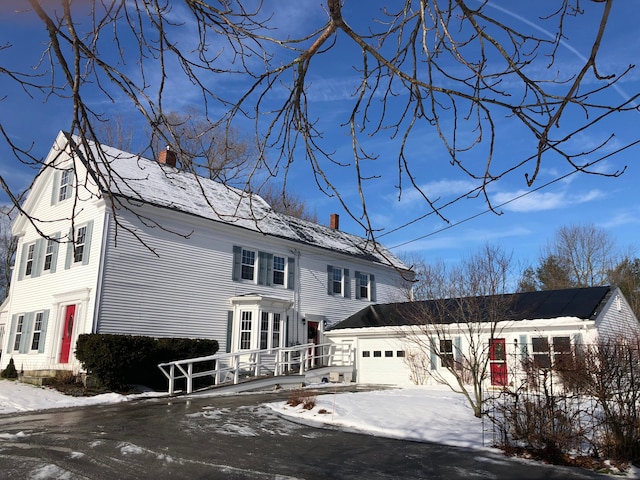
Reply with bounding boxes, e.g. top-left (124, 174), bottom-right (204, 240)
top-left (388, 139), bottom-right (639, 250)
